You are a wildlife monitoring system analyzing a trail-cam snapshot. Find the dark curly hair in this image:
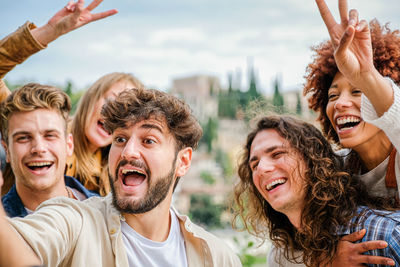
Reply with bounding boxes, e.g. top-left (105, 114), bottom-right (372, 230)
top-left (101, 87), bottom-right (203, 151)
top-left (304, 19), bottom-right (400, 145)
top-left (233, 115), bottom-right (392, 266)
